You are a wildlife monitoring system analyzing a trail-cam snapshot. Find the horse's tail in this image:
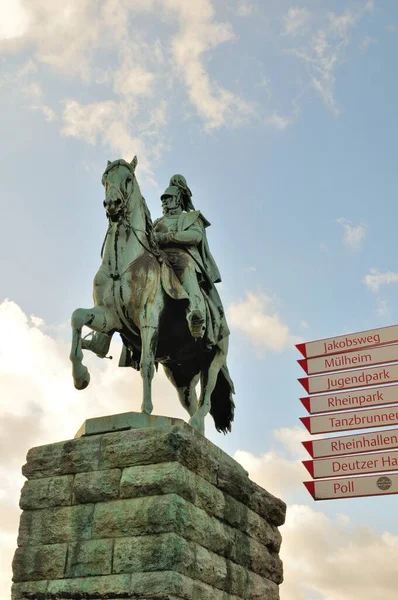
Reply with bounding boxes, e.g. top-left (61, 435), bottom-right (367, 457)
top-left (210, 364), bottom-right (235, 434)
